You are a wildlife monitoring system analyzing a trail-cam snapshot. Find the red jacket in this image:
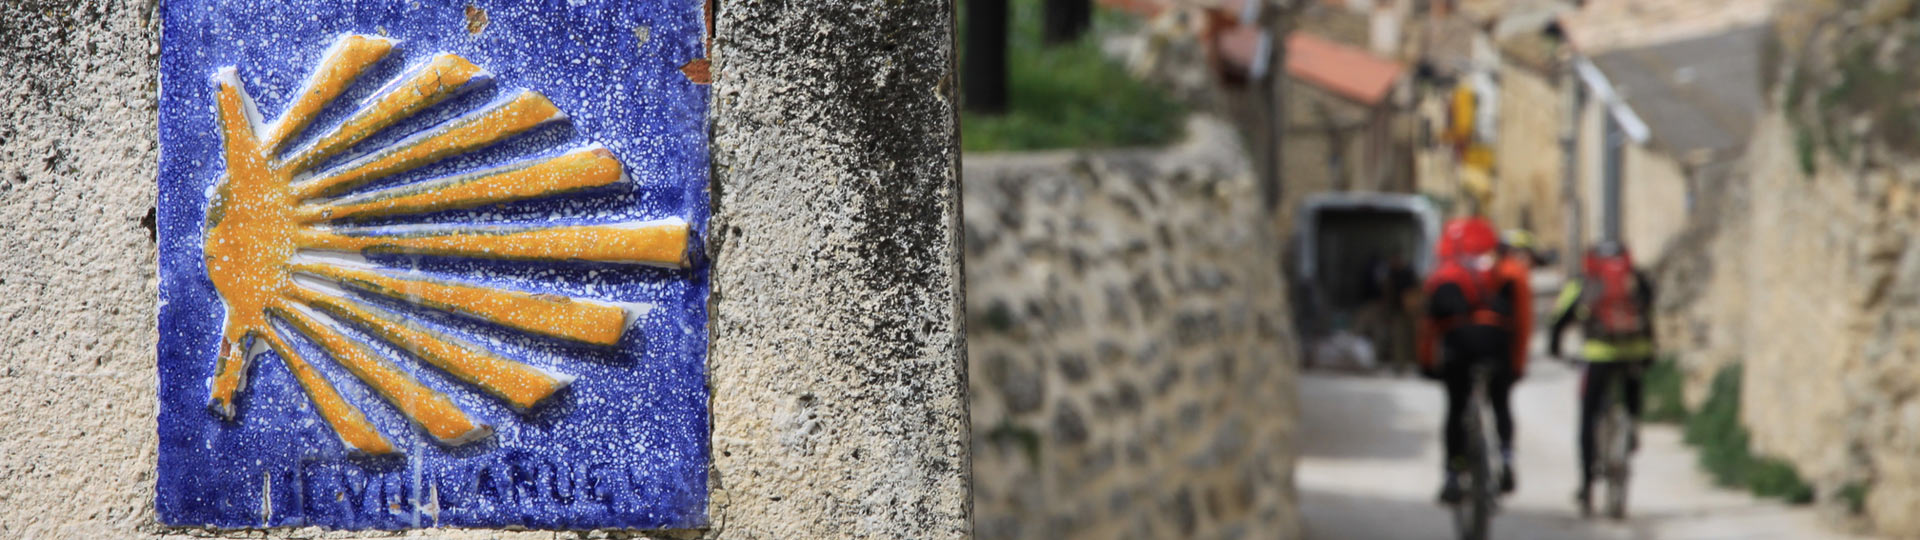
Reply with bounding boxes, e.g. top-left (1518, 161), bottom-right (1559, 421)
top-left (1416, 251), bottom-right (1532, 376)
